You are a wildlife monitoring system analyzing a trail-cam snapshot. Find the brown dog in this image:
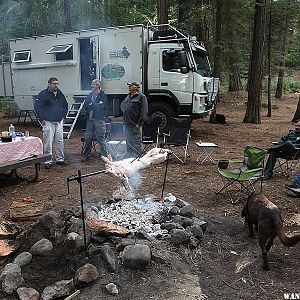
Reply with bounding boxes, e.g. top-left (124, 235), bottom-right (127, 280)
top-left (242, 192), bottom-right (300, 270)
